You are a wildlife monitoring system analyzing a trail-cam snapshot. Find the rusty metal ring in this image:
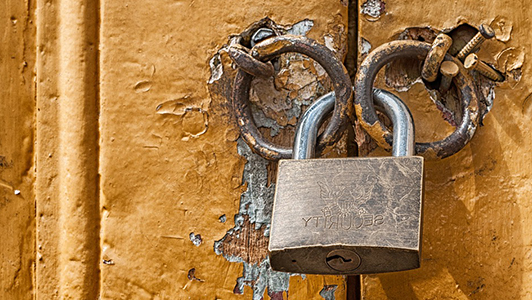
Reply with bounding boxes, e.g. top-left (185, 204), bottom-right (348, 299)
top-left (354, 40), bottom-right (479, 159)
top-left (232, 35), bottom-right (353, 160)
